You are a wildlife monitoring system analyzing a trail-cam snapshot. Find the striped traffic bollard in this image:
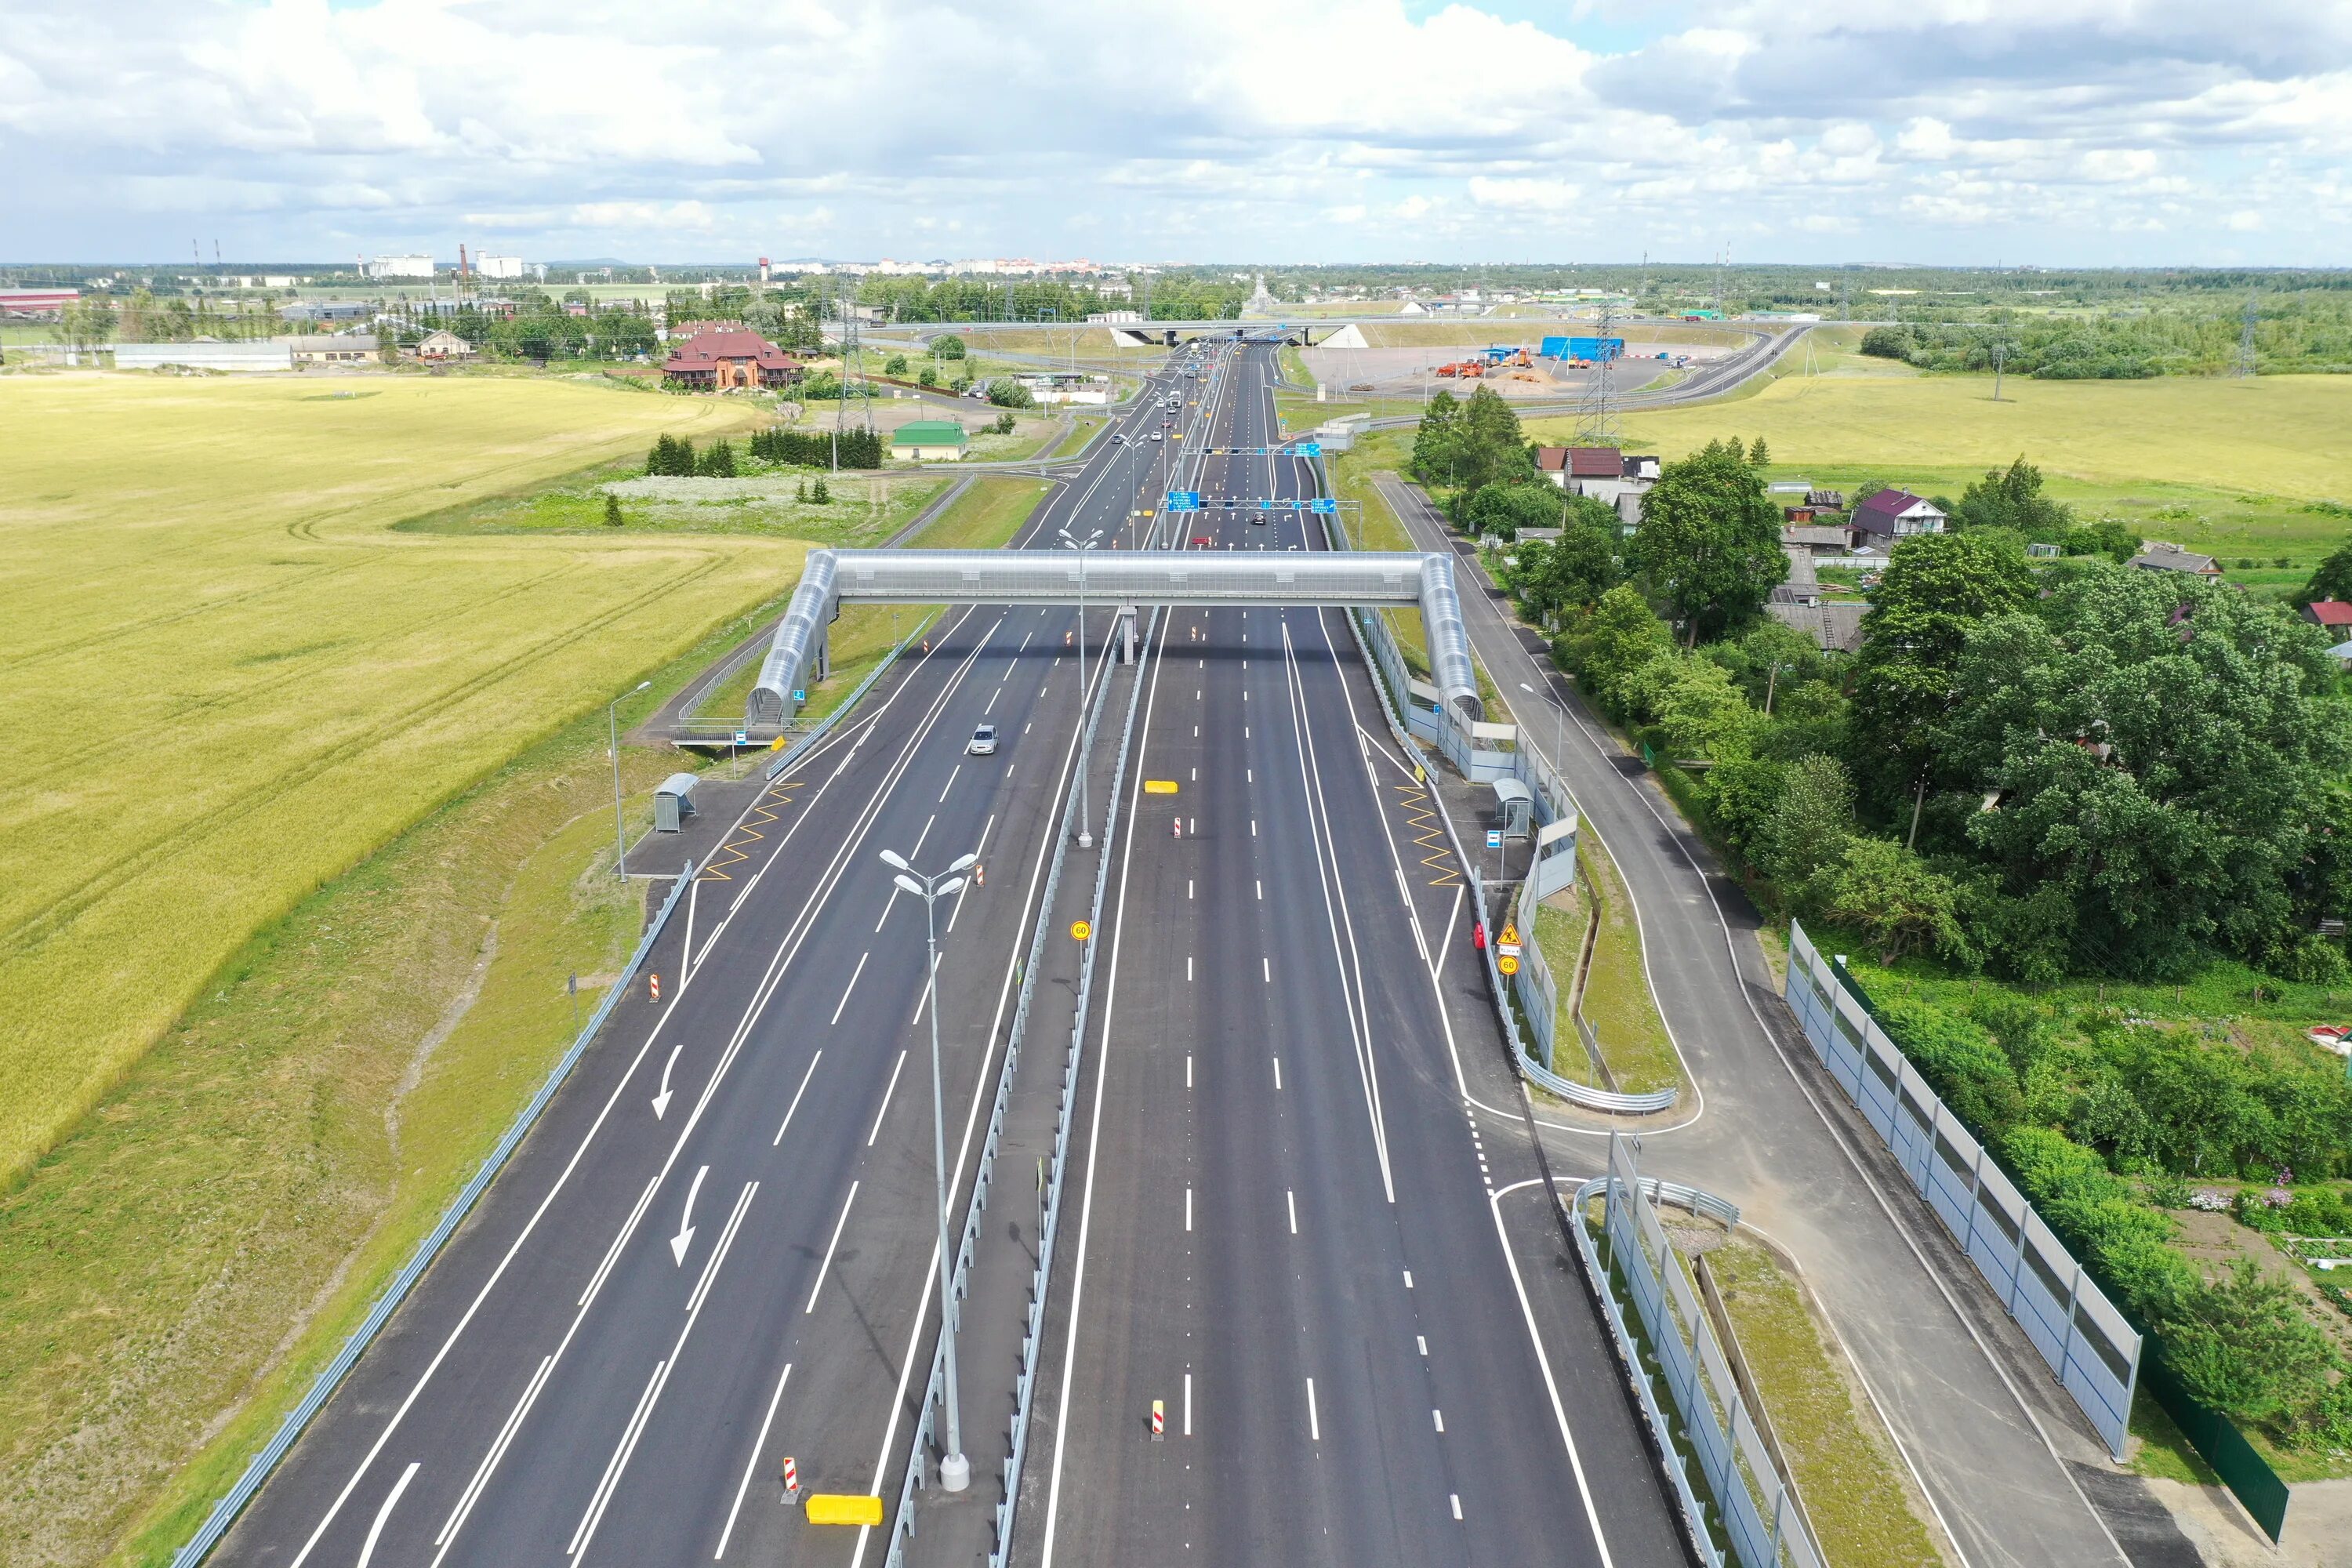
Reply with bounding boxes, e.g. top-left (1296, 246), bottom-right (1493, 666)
top-left (781, 1455), bottom-right (799, 1504)
top-left (648, 972), bottom-right (662, 1002)
top-left (1172, 818), bottom-right (1182, 840)
top-left (1151, 1400), bottom-right (1165, 1441)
